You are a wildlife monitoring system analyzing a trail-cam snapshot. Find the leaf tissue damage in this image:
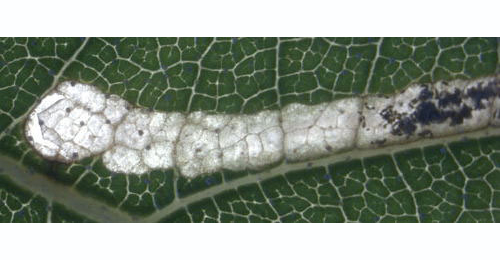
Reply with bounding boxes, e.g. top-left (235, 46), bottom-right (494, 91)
top-left (0, 37), bottom-right (498, 222)
top-left (25, 75), bottom-right (500, 178)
